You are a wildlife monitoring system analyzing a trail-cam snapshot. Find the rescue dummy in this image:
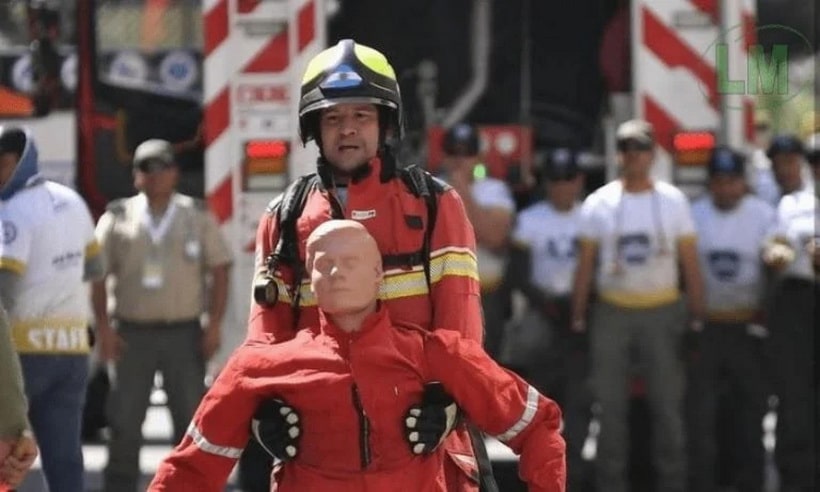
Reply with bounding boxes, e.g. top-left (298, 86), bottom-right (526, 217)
top-left (149, 220), bottom-right (566, 492)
